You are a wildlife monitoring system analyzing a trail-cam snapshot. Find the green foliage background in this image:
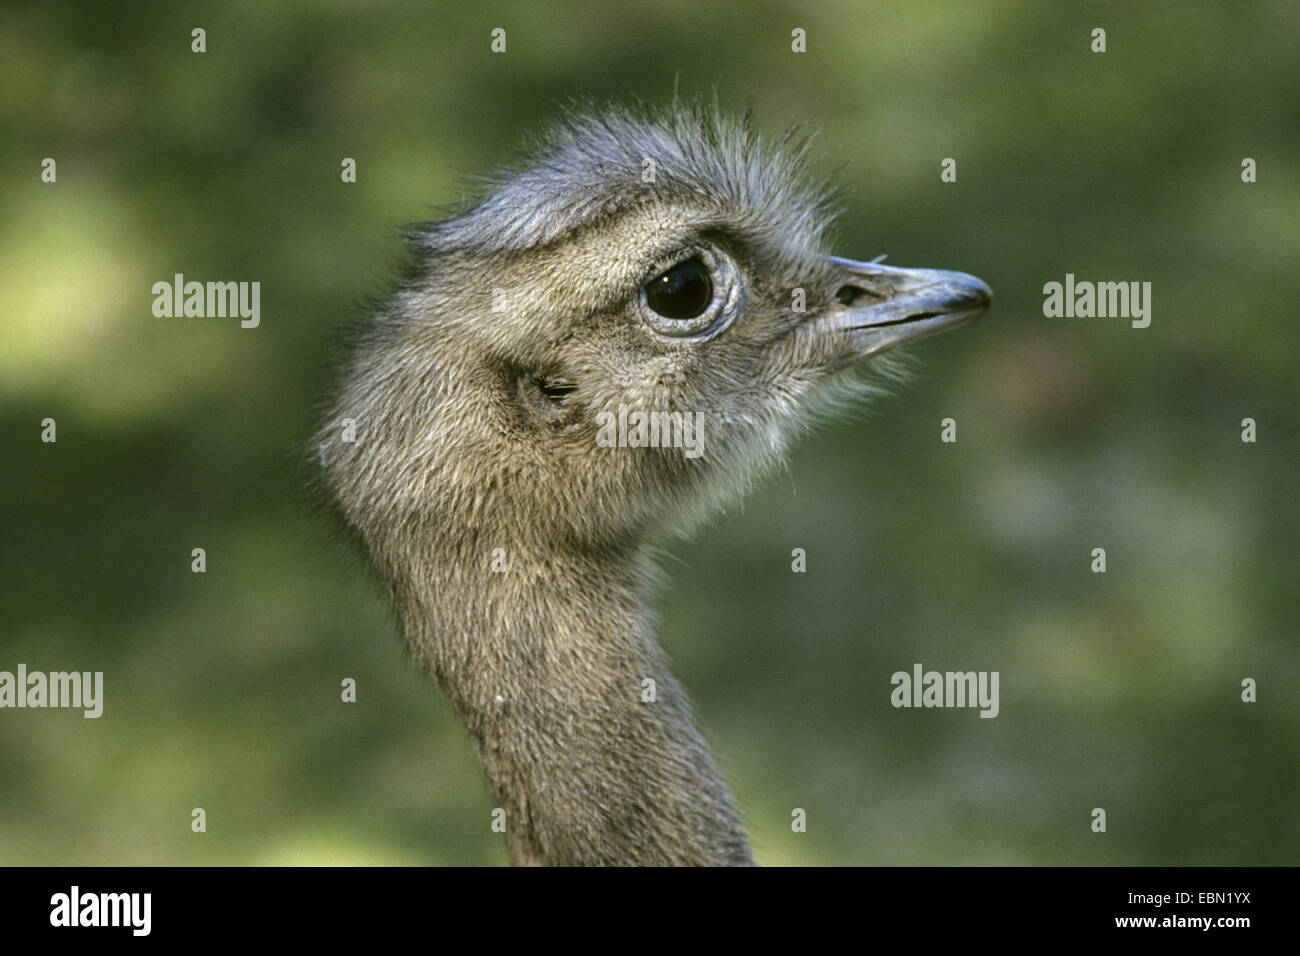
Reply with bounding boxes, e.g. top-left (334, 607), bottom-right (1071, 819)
top-left (1, 1), bottom-right (1296, 864)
